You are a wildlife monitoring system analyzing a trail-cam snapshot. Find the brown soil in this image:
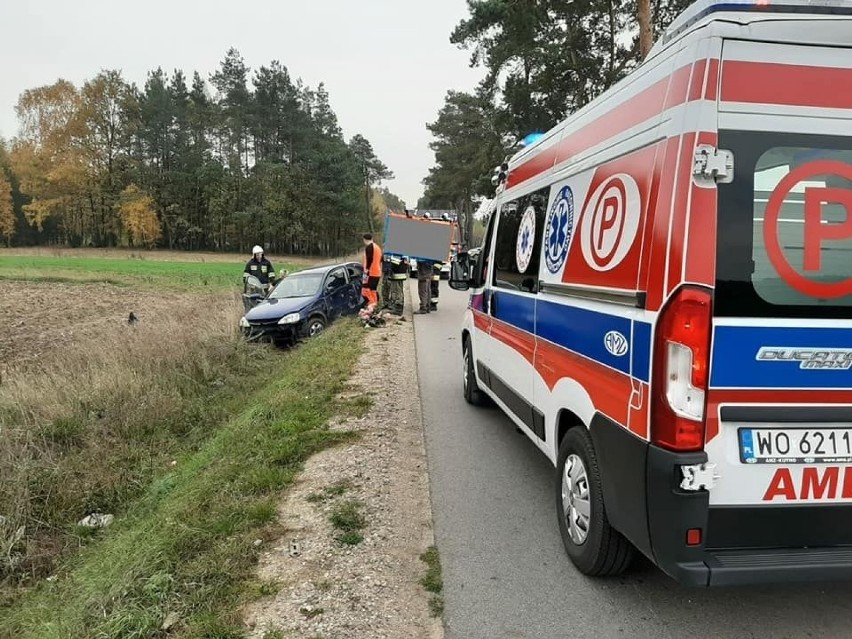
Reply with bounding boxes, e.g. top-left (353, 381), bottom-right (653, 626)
top-left (0, 281), bottom-right (213, 374)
